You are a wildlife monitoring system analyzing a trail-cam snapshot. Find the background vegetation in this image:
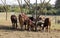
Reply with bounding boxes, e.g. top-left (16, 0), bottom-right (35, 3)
top-left (0, 0), bottom-right (60, 15)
